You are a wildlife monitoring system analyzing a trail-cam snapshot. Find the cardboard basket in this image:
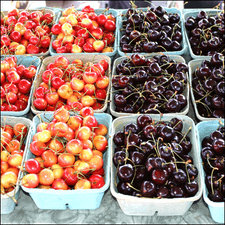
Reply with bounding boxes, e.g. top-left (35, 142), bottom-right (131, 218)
top-left (110, 53), bottom-right (190, 117)
top-left (1, 9), bottom-right (55, 57)
top-left (49, 8), bottom-right (119, 58)
top-left (188, 58), bottom-right (224, 121)
top-left (117, 7), bottom-right (187, 57)
top-left (1, 116), bottom-right (32, 214)
top-left (196, 119), bottom-right (225, 223)
top-left (110, 114), bottom-right (203, 216)
top-left (21, 112), bottom-right (112, 210)
top-left (1, 55), bottom-right (41, 117)
top-left (183, 9), bottom-right (222, 60)
top-left (31, 54), bottom-right (111, 115)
